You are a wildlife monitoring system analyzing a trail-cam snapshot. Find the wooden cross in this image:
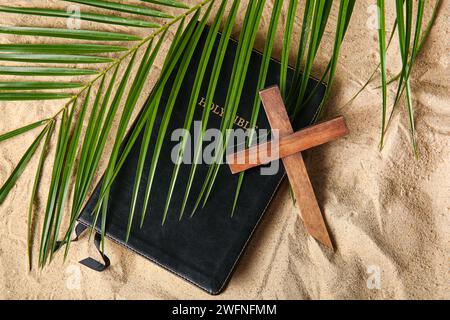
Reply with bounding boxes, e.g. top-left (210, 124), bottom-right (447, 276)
top-left (227, 86), bottom-right (349, 249)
